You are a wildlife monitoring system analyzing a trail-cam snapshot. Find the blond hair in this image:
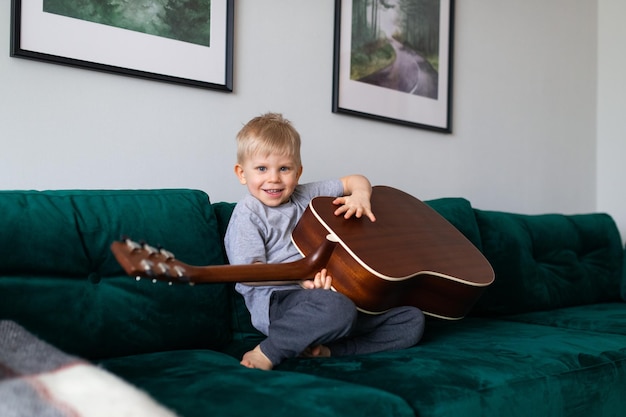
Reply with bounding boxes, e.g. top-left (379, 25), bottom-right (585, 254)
top-left (236, 113), bottom-right (302, 167)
